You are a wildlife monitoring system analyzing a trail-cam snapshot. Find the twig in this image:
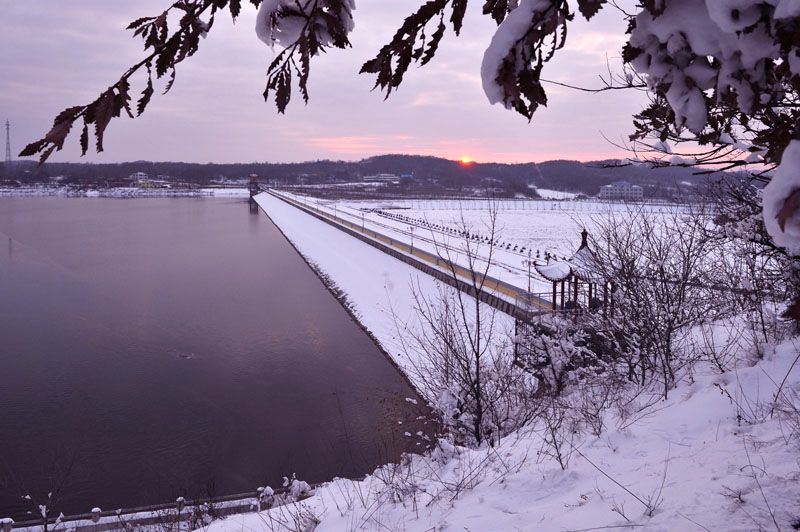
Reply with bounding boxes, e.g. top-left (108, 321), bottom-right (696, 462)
top-left (571, 447), bottom-right (649, 510)
top-left (677, 512), bottom-right (711, 531)
top-left (769, 345), bottom-right (800, 417)
top-left (561, 525), bottom-right (644, 531)
top-left (742, 437), bottom-right (781, 531)
top-left (540, 78), bottom-right (646, 93)
top-left (646, 444), bottom-right (670, 516)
